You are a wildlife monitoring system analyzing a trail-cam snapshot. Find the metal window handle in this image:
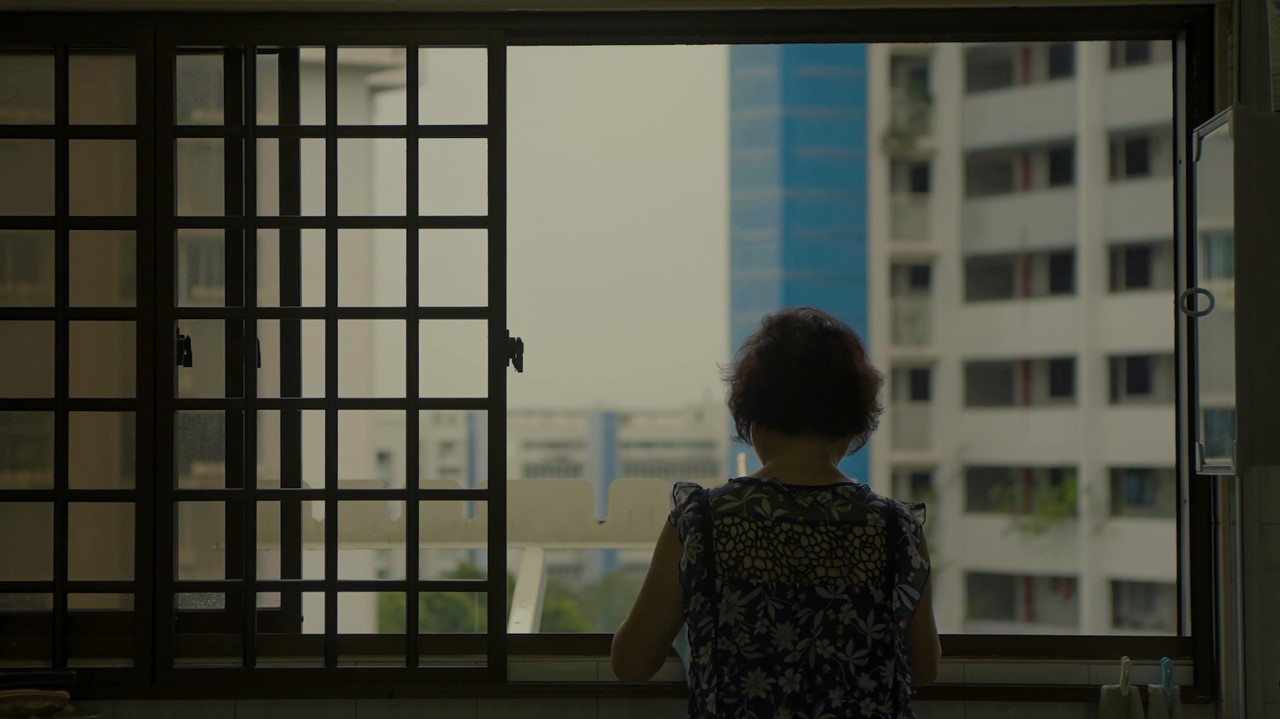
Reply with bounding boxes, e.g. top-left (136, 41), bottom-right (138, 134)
top-left (506, 332), bottom-right (525, 373)
top-left (1178, 287), bottom-right (1216, 318)
top-left (176, 332), bottom-right (193, 368)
